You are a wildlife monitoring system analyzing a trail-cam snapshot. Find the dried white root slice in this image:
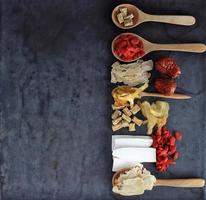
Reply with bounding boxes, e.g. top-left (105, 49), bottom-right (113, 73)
top-left (113, 147), bottom-right (156, 162)
top-left (112, 123), bottom-right (123, 132)
top-left (111, 60), bottom-right (153, 86)
top-left (112, 110), bottom-right (122, 119)
top-left (124, 13), bottom-right (134, 20)
top-left (132, 116), bottom-right (143, 126)
top-left (121, 120), bottom-right (130, 128)
top-left (122, 114), bottom-right (131, 123)
top-left (122, 107), bottom-right (132, 117)
top-left (124, 19), bottom-right (133, 27)
top-left (119, 7), bottom-right (127, 16)
top-left (129, 123), bottom-right (136, 132)
top-left (117, 13), bottom-right (124, 24)
top-left (112, 157), bottom-right (138, 172)
top-left (112, 117), bottom-right (122, 125)
top-left (130, 104), bottom-right (140, 115)
top-left (112, 136), bottom-right (153, 151)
